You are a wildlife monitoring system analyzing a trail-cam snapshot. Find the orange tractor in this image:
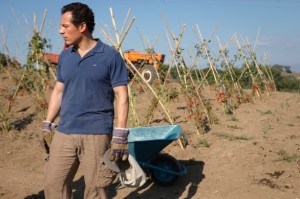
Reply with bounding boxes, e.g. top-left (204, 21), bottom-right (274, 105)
top-left (123, 49), bottom-right (165, 84)
top-left (43, 49), bottom-right (165, 84)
